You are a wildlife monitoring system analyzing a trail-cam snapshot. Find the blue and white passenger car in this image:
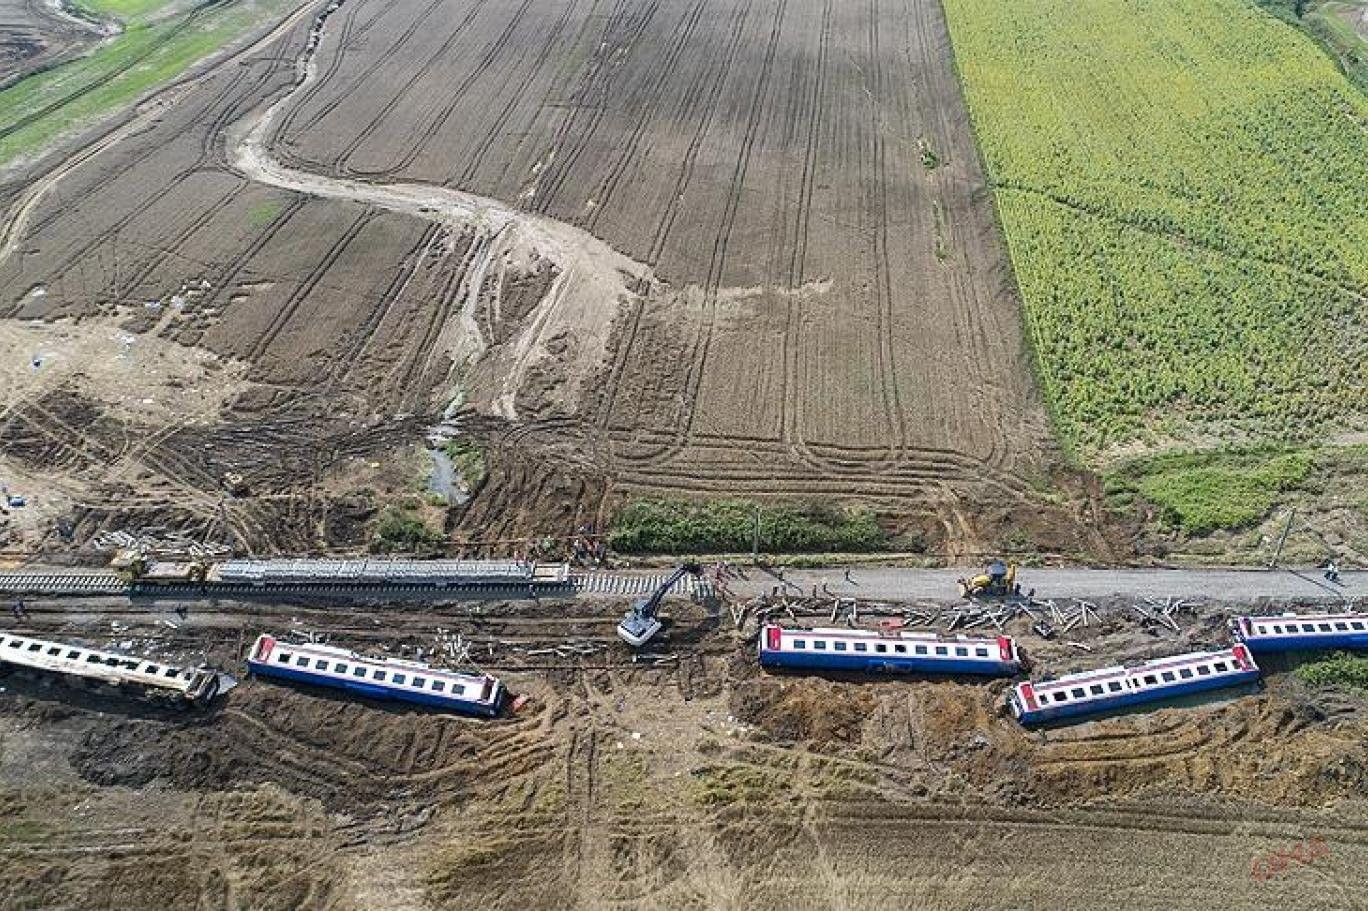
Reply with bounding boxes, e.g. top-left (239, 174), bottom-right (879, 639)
top-left (247, 635), bottom-right (504, 717)
top-left (1230, 612), bottom-right (1368, 654)
top-left (757, 624), bottom-right (1022, 677)
top-left (1009, 644), bottom-right (1260, 726)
